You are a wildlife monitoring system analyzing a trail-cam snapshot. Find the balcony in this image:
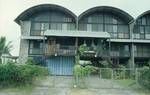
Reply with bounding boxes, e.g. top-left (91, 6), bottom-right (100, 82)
top-left (29, 48), bottom-right (43, 55)
top-left (45, 45), bottom-right (110, 58)
top-left (45, 45), bottom-right (77, 56)
top-left (110, 51), bottom-right (130, 57)
top-left (79, 46), bottom-right (109, 58)
top-left (30, 45), bottom-right (134, 58)
top-left (30, 30), bottom-right (42, 36)
top-left (134, 52), bottom-right (150, 58)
